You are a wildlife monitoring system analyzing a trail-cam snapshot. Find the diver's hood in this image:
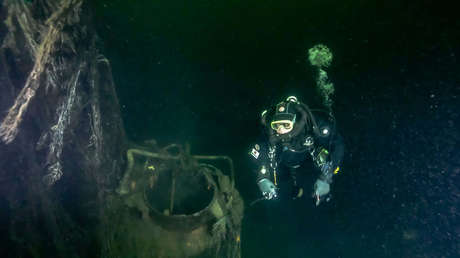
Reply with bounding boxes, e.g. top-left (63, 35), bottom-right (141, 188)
top-left (271, 101), bottom-right (297, 125)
